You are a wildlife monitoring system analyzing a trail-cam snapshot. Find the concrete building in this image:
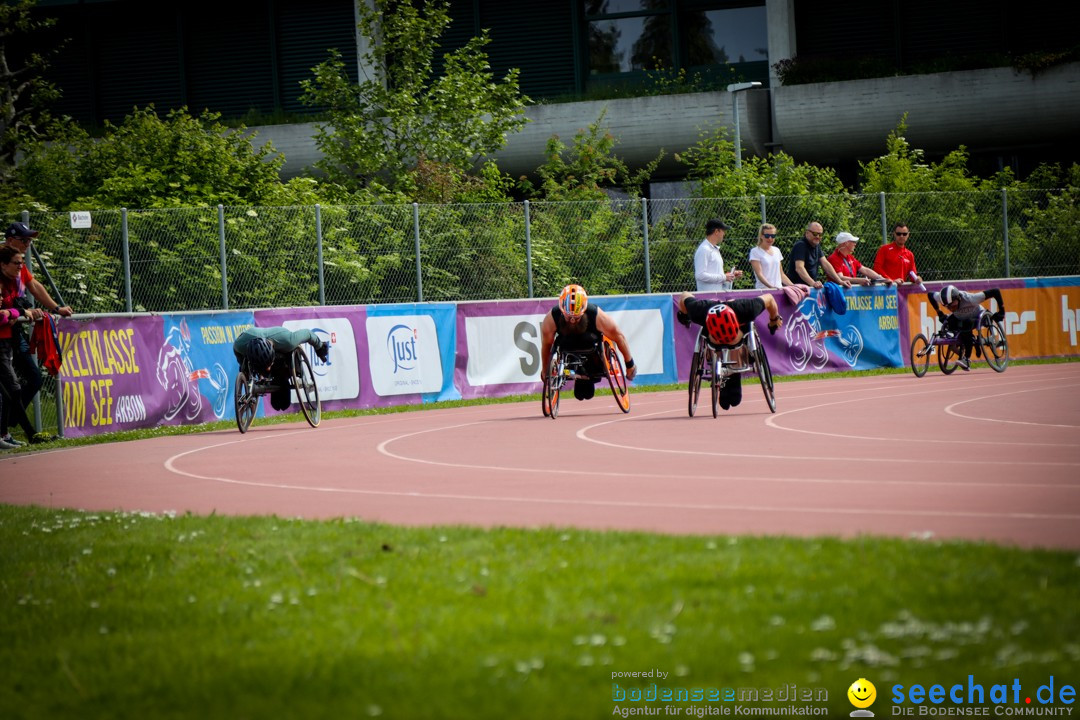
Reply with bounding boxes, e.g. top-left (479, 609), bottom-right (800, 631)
top-left (22, 0), bottom-right (1080, 185)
